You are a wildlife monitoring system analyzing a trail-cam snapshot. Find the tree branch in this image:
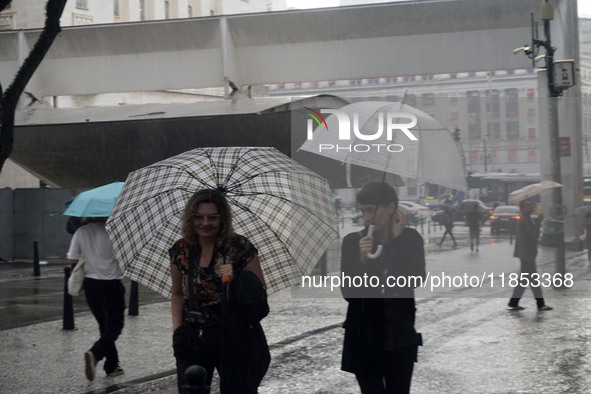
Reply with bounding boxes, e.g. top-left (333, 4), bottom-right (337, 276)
top-left (0, 0), bottom-right (67, 173)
